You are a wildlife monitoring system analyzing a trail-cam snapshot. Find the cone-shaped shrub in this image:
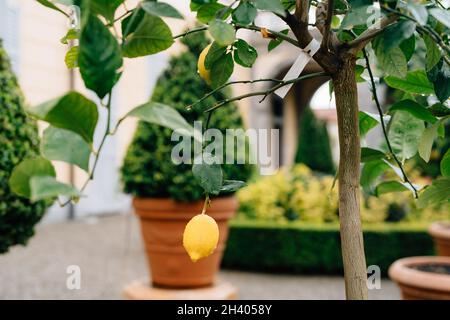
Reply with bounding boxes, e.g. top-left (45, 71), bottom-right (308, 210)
top-left (295, 107), bottom-right (335, 174)
top-left (121, 32), bottom-right (253, 202)
top-left (0, 40), bottom-right (49, 253)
